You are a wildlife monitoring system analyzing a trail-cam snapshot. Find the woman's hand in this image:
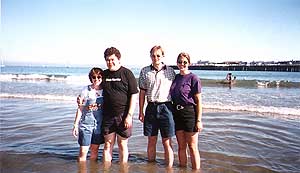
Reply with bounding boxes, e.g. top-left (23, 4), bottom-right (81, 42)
top-left (72, 125), bottom-right (78, 138)
top-left (195, 121), bottom-right (203, 132)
